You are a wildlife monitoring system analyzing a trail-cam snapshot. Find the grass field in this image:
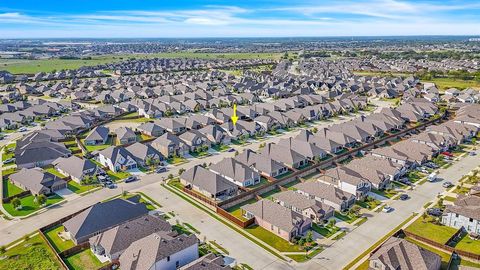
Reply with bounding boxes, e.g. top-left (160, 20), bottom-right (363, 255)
top-left (404, 219), bottom-right (458, 244)
top-left (0, 234), bottom-right (64, 270)
top-left (425, 78), bottom-right (480, 91)
top-left (3, 194), bottom-right (63, 216)
top-left (454, 234), bottom-right (480, 254)
top-left (245, 225), bottom-right (303, 252)
top-left (64, 249), bottom-right (107, 270)
top-left (2, 52), bottom-right (282, 74)
top-left (44, 225), bottom-right (75, 253)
